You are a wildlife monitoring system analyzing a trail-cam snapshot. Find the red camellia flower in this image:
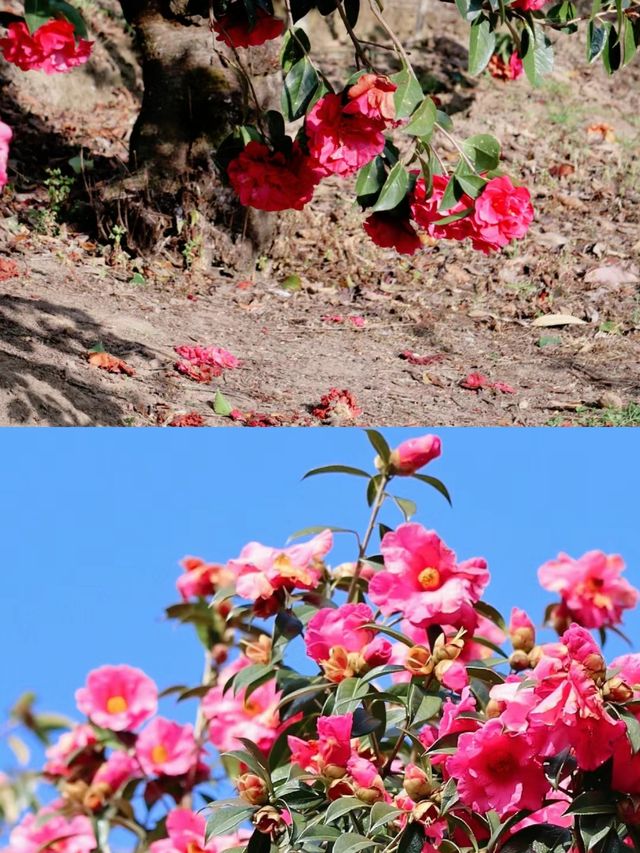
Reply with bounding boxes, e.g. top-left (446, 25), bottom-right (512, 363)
top-left (363, 212), bottom-right (422, 255)
top-left (411, 174), bottom-right (473, 241)
top-left (213, 4), bottom-right (284, 49)
top-left (345, 74), bottom-right (397, 122)
top-left (0, 20), bottom-right (93, 74)
top-left (227, 140), bottom-right (323, 212)
top-left (467, 176), bottom-right (534, 253)
top-left (305, 93), bottom-right (387, 177)
top-left (511, 0), bottom-right (547, 9)
top-left (488, 52), bottom-right (524, 81)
